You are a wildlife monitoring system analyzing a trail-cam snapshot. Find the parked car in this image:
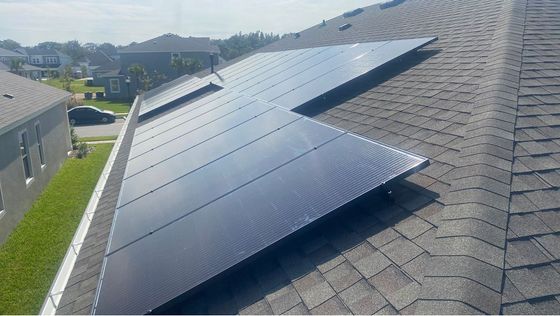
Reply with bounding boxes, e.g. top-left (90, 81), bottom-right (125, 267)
top-left (68, 106), bottom-right (116, 125)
